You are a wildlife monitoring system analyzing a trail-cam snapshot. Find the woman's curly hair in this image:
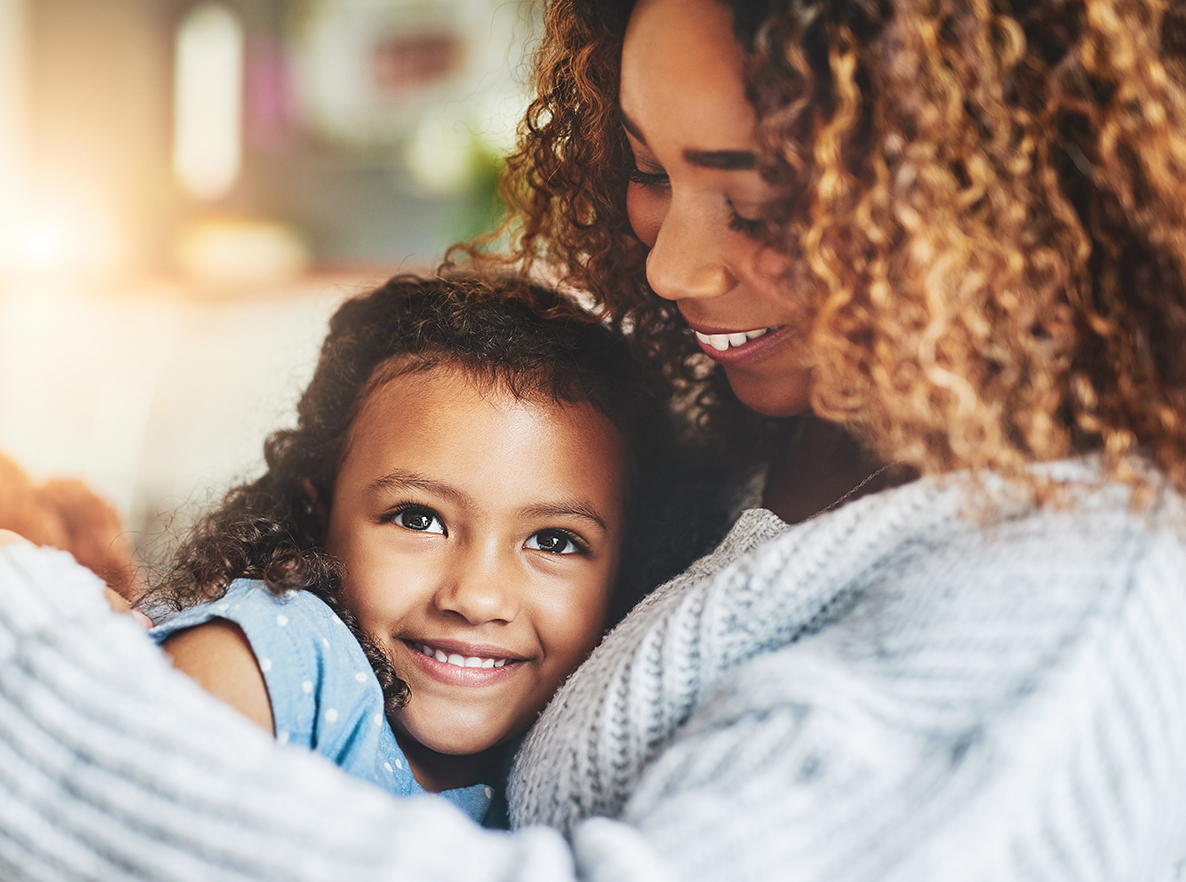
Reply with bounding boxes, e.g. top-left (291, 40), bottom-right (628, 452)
top-left (501, 0), bottom-right (1186, 495)
top-left (149, 273), bottom-right (731, 718)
